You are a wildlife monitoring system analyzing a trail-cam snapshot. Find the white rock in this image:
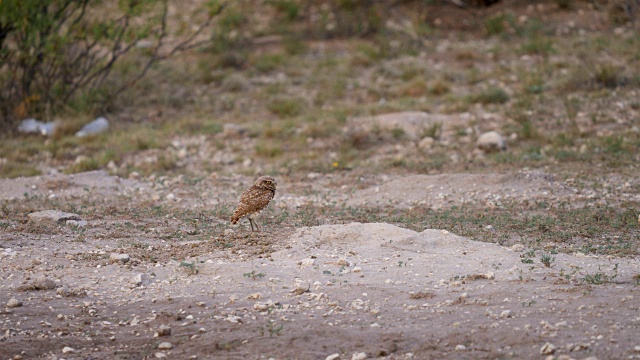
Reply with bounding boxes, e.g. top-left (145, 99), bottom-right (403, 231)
top-left (155, 353), bottom-right (167, 359)
top-left (17, 118), bottom-right (57, 136)
top-left (28, 210), bottom-right (81, 224)
top-left (510, 244), bottom-right (525, 252)
top-left (540, 342), bottom-right (556, 355)
top-left (62, 346), bottom-right (75, 354)
top-left (351, 352), bottom-right (367, 360)
top-left (66, 219), bottom-right (88, 228)
top-left (31, 275), bottom-right (57, 290)
top-left (300, 258), bottom-right (315, 267)
top-left (157, 342), bottom-right (173, 350)
top-left (500, 310), bottom-right (514, 318)
top-left (109, 253), bottom-right (130, 263)
top-left (6, 298), bottom-right (22, 308)
top-left (166, 193), bottom-right (176, 201)
top-left (325, 354), bottom-right (340, 360)
top-left (477, 131), bottom-right (506, 152)
top-left (76, 117), bottom-right (109, 137)
top-left (156, 325), bottom-right (171, 336)
top-left (18, 118), bottom-right (44, 133)
top-left (130, 273), bottom-right (147, 287)
top-left (455, 344), bottom-right (466, 351)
